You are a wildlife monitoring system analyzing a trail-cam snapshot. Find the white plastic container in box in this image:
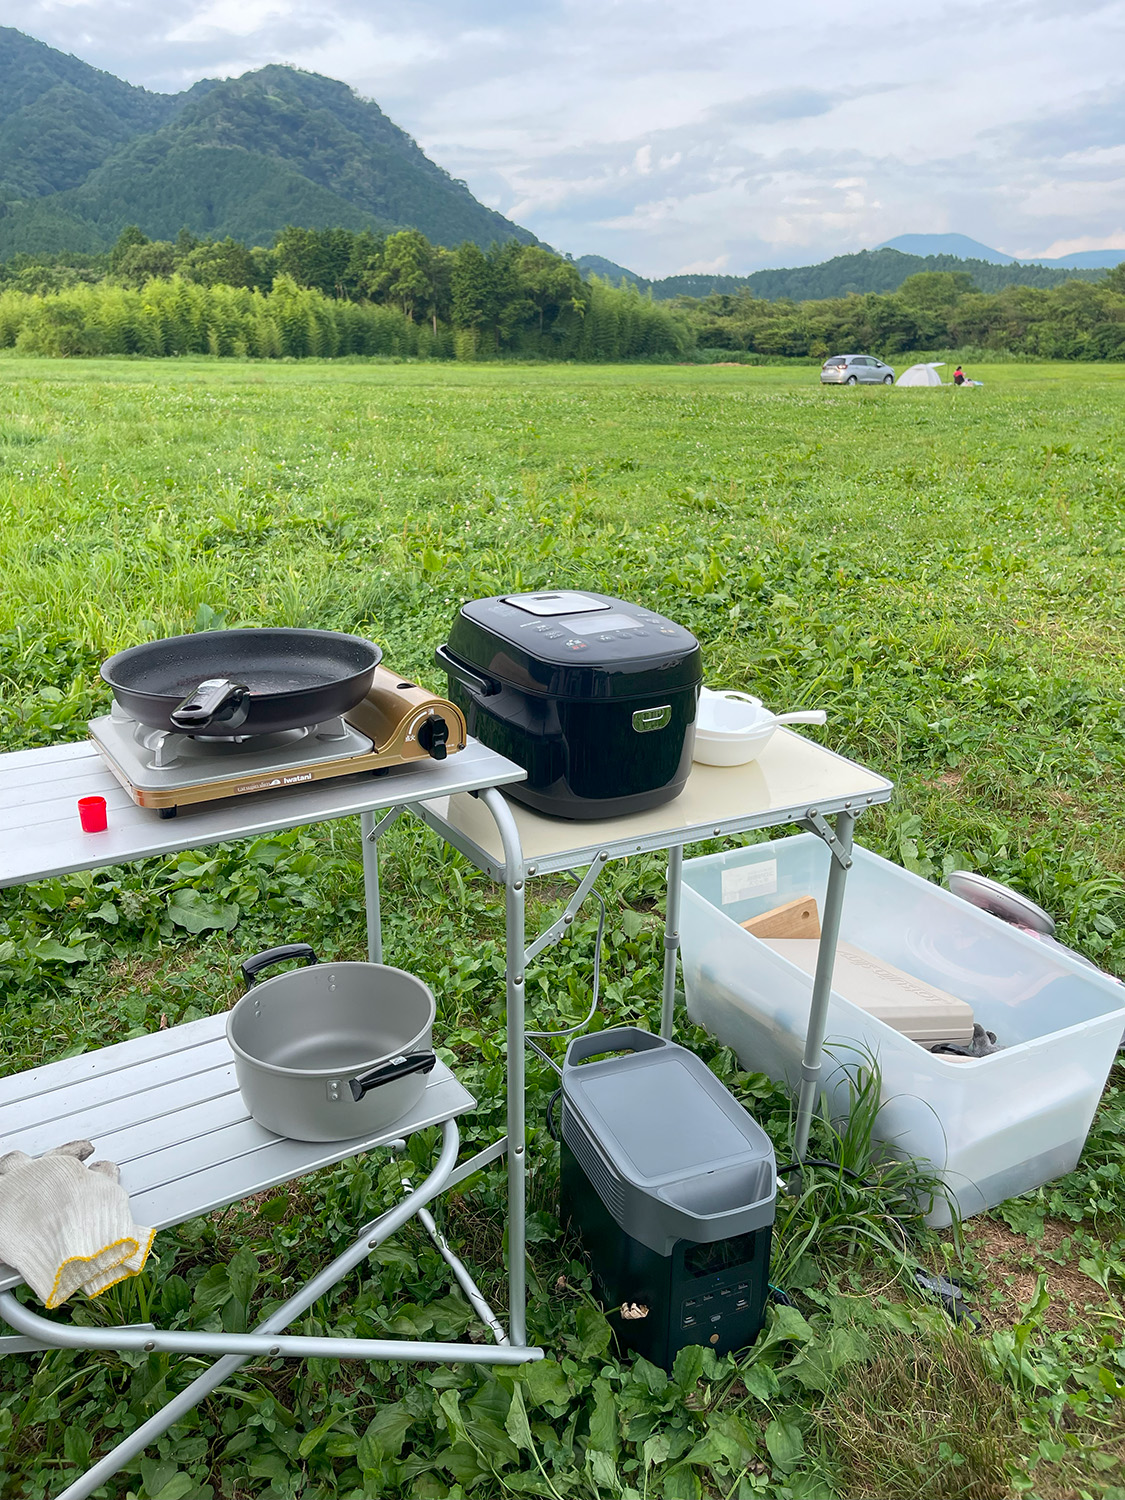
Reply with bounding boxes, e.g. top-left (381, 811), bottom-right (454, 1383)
top-left (680, 834), bottom-right (1125, 1226)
